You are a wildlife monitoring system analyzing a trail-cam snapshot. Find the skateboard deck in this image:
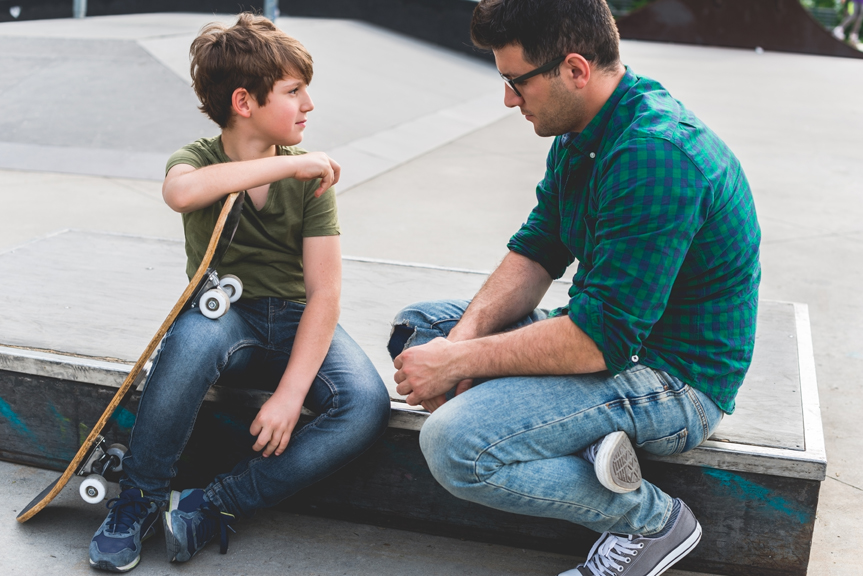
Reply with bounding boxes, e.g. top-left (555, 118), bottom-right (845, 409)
top-left (16, 191), bottom-right (246, 523)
